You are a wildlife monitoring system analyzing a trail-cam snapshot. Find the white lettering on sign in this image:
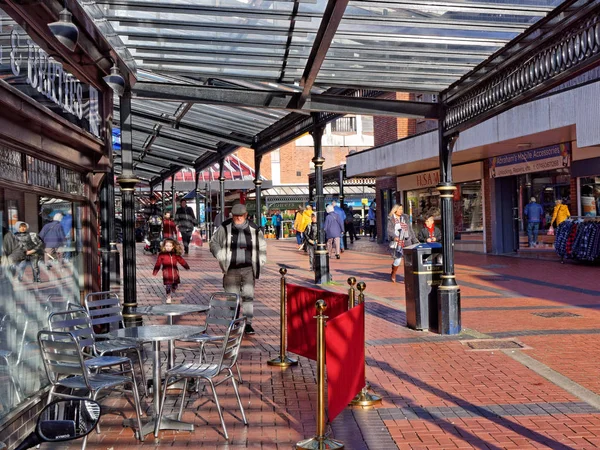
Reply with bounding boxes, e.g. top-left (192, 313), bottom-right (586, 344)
top-left (8, 29), bottom-right (101, 137)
